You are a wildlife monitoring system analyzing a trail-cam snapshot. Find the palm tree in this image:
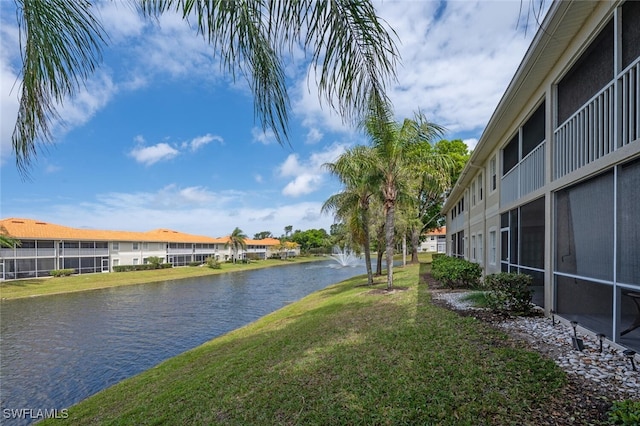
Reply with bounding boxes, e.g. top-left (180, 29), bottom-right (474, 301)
top-left (0, 226), bottom-right (20, 248)
top-left (225, 227), bottom-right (247, 263)
top-left (323, 145), bottom-right (378, 286)
top-left (10, 0), bottom-right (398, 174)
top-left (364, 99), bottom-right (445, 289)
